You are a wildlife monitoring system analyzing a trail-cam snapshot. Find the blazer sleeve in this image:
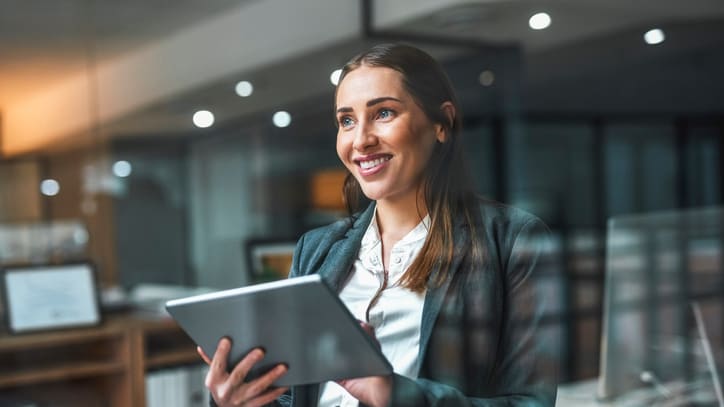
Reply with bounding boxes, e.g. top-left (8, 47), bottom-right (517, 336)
top-left (386, 216), bottom-right (559, 407)
top-left (288, 232), bottom-right (306, 278)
